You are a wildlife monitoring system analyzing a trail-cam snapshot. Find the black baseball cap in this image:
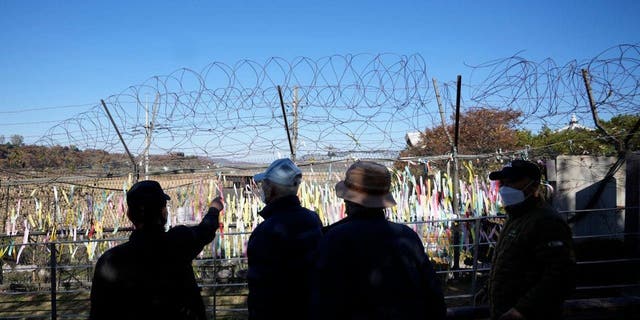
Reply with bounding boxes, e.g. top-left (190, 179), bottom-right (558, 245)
top-left (489, 160), bottom-right (541, 181)
top-left (126, 180), bottom-right (171, 208)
